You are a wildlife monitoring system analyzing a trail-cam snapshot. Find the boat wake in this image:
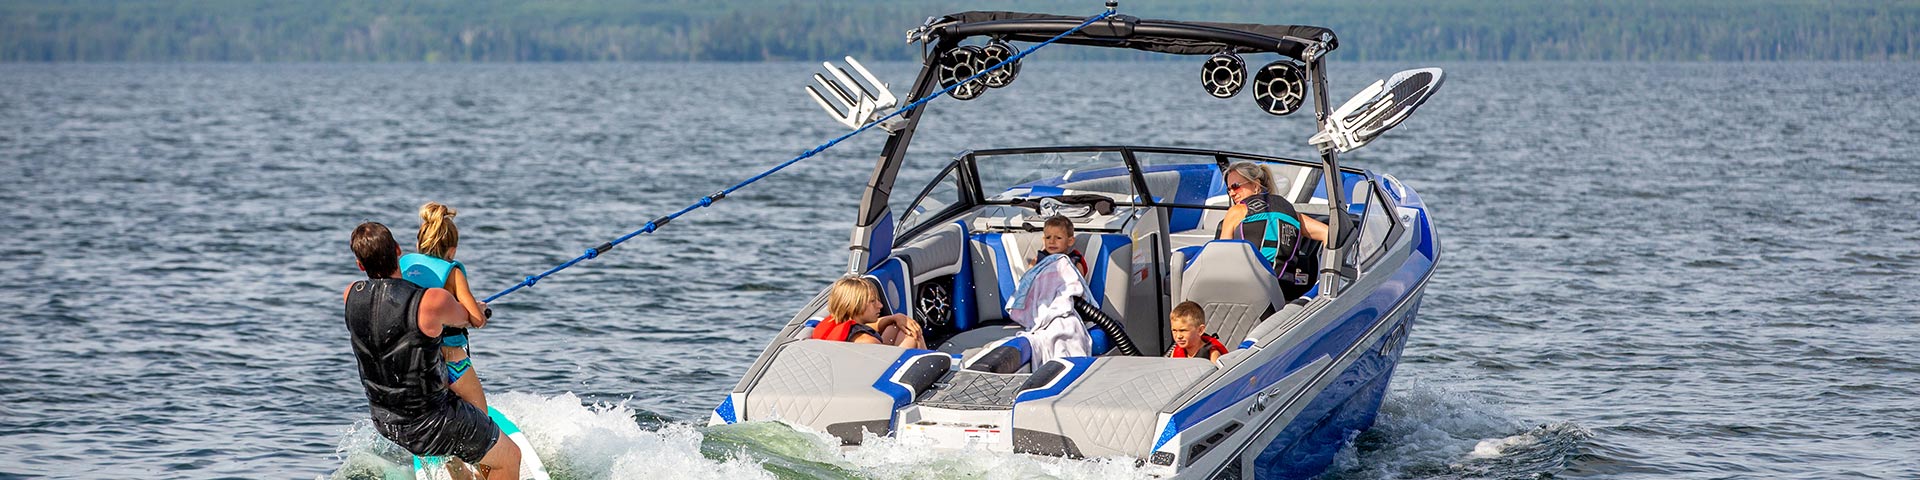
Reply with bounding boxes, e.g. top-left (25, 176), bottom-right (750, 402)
top-left (325, 381), bottom-right (1588, 480)
top-left (325, 392), bottom-right (769, 480)
top-left (324, 391), bottom-right (1152, 480)
top-left (1320, 379), bottom-right (1590, 479)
